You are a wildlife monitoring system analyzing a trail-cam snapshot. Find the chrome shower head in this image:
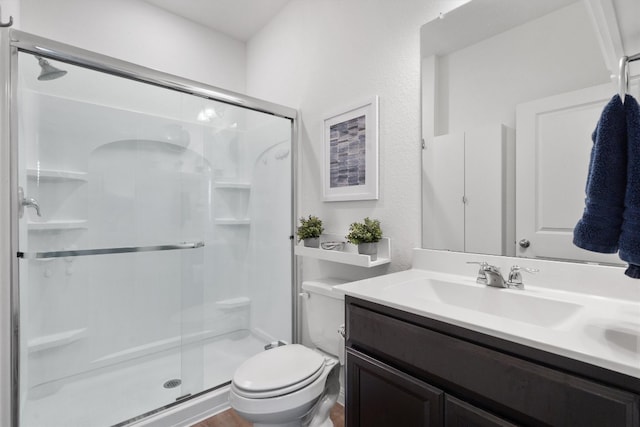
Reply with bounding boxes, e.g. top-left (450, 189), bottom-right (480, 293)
top-left (36, 56), bottom-right (67, 81)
